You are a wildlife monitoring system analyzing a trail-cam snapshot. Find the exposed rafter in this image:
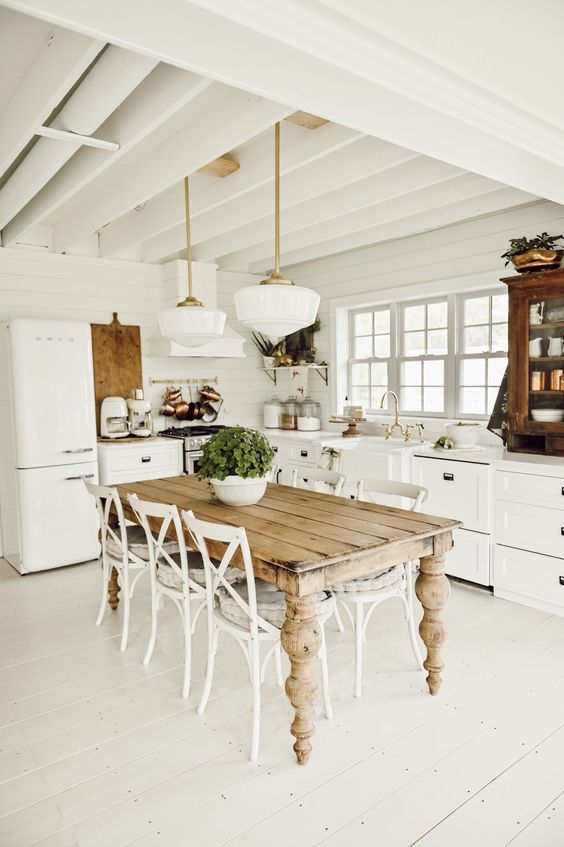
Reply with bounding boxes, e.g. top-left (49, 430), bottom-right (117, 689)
top-left (198, 156), bottom-right (239, 178)
top-left (285, 111), bottom-right (328, 130)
